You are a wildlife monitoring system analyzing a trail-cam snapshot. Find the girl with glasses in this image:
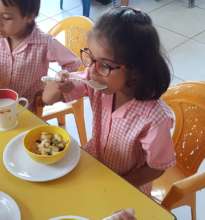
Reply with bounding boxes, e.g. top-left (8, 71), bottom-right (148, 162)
top-left (43, 7), bottom-right (176, 196)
